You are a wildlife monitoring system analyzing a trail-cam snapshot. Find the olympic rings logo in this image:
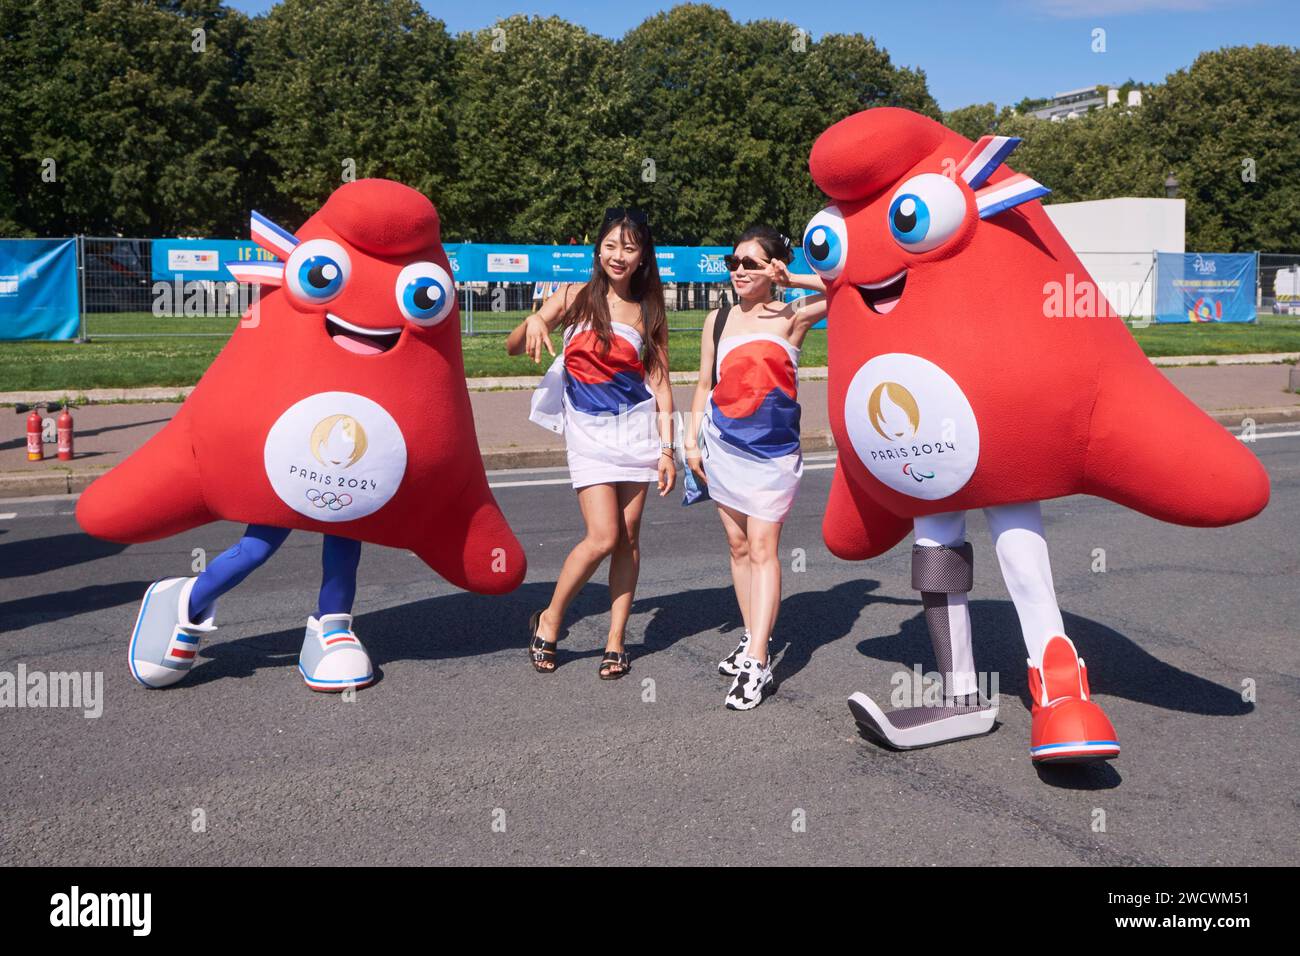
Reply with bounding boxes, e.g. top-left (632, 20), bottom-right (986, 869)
top-left (305, 488), bottom-right (354, 511)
